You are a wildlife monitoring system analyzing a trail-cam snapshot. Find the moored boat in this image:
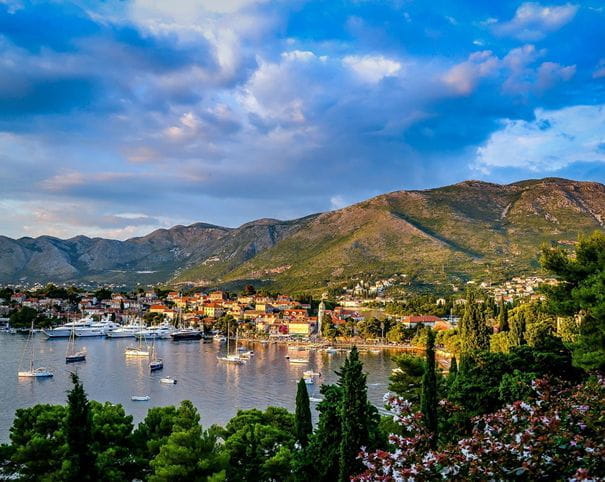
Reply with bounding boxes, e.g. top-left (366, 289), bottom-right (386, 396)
top-left (160, 377), bottom-right (177, 384)
top-left (131, 395), bottom-right (151, 401)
